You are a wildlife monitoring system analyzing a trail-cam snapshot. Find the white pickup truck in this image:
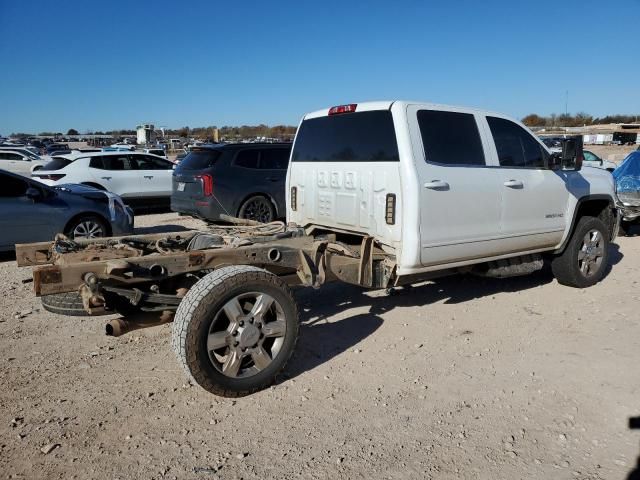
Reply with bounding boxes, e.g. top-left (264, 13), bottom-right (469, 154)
top-left (288, 101), bottom-right (618, 285)
top-left (17, 101), bottom-right (620, 397)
